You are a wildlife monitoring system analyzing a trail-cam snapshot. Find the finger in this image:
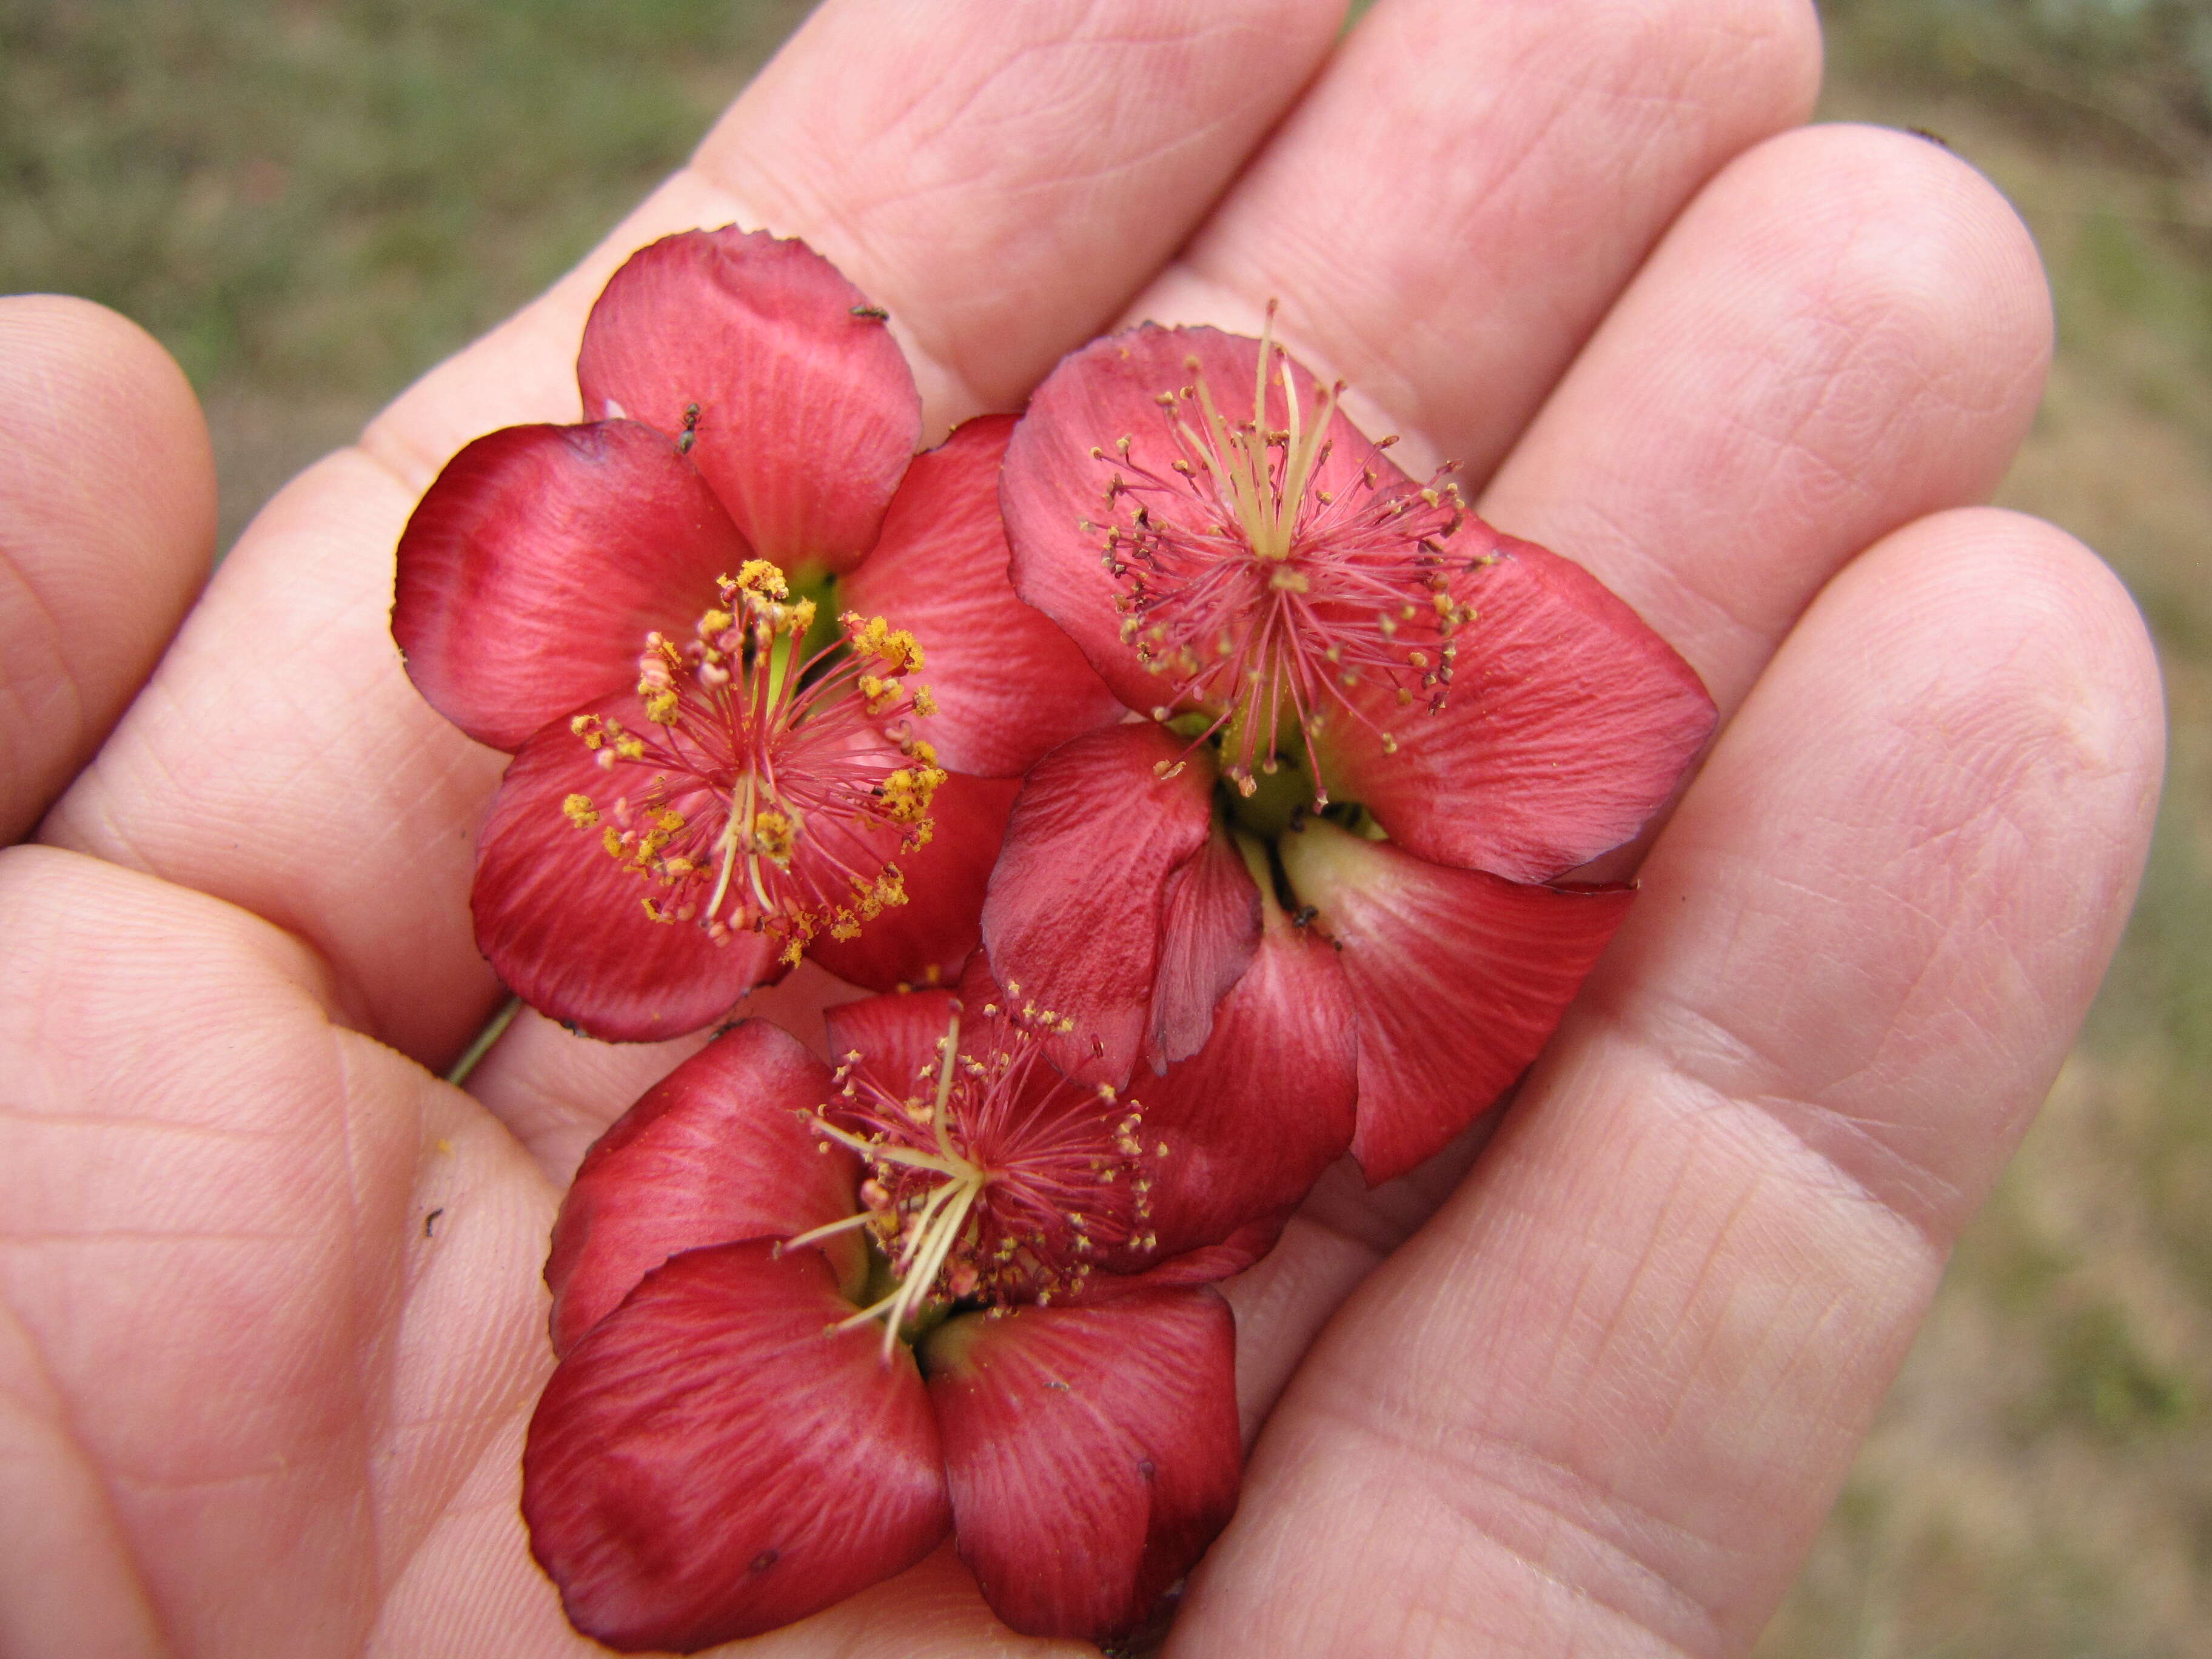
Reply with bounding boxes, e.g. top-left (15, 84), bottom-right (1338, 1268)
top-left (0, 297), bottom-right (215, 843)
top-left (41, 0), bottom-right (1353, 1067)
top-left (0, 849), bottom-right (1087, 1658)
top-left (1171, 511), bottom-right (2163, 1656)
top-left (1196, 122), bottom-right (2056, 1429)
top-left (1124, 0), bottom-right (1823, 480)
top-left (0, 845), bottom-right (557, 1657)
top-left (369, 0), bottom-right (1353, 481)
top-left (1483, 122), bottom-right (2052, 719)
top-left (463, 960), bottom-right (870, 1185)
